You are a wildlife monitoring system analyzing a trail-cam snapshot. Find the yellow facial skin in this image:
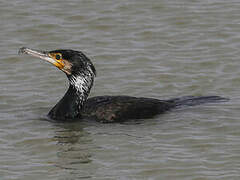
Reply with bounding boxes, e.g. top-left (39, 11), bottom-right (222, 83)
top-left (48, 53), bottom-right (72, 75)
top-left (48, 53), bottom-right (65, 69)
